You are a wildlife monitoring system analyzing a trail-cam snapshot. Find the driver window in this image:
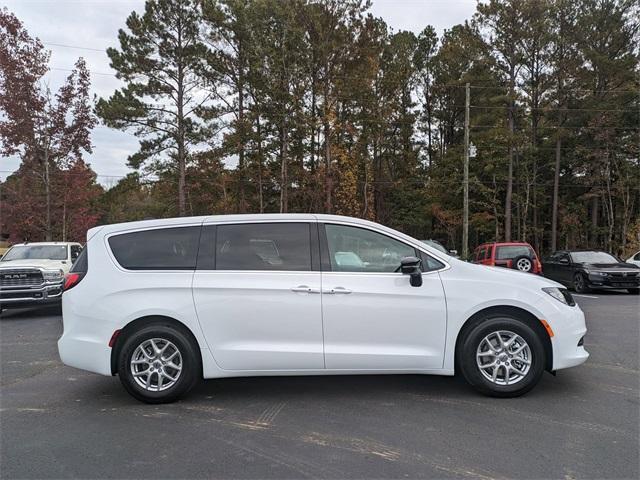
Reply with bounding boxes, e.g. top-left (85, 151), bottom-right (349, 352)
top-left (325, 224), bottom-right (416, 272)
